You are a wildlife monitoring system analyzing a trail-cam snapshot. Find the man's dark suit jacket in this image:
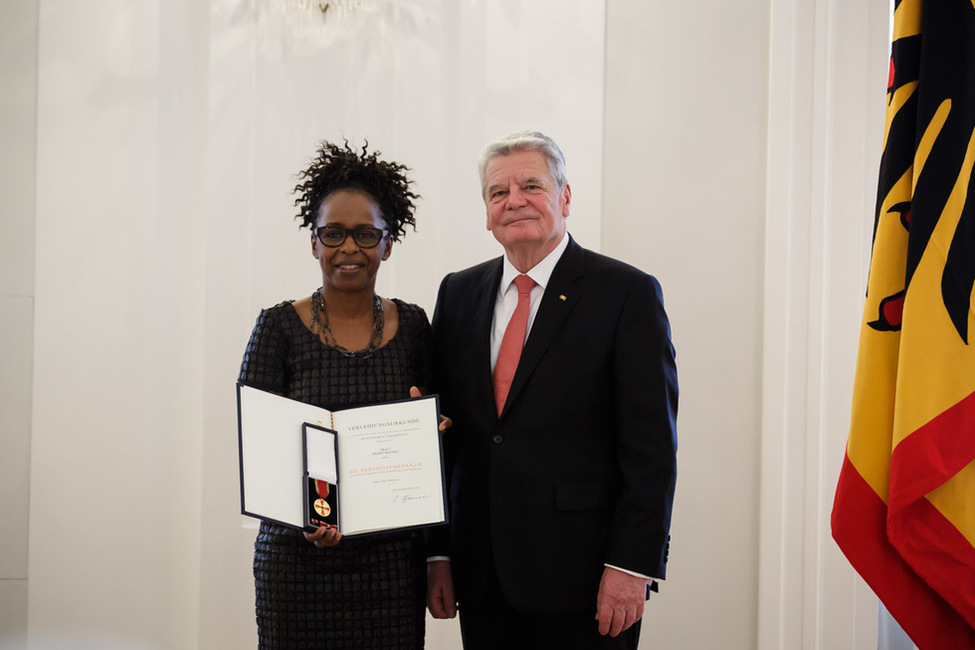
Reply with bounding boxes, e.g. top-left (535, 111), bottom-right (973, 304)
top-left (429, 236), bottom-right (678, 614)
